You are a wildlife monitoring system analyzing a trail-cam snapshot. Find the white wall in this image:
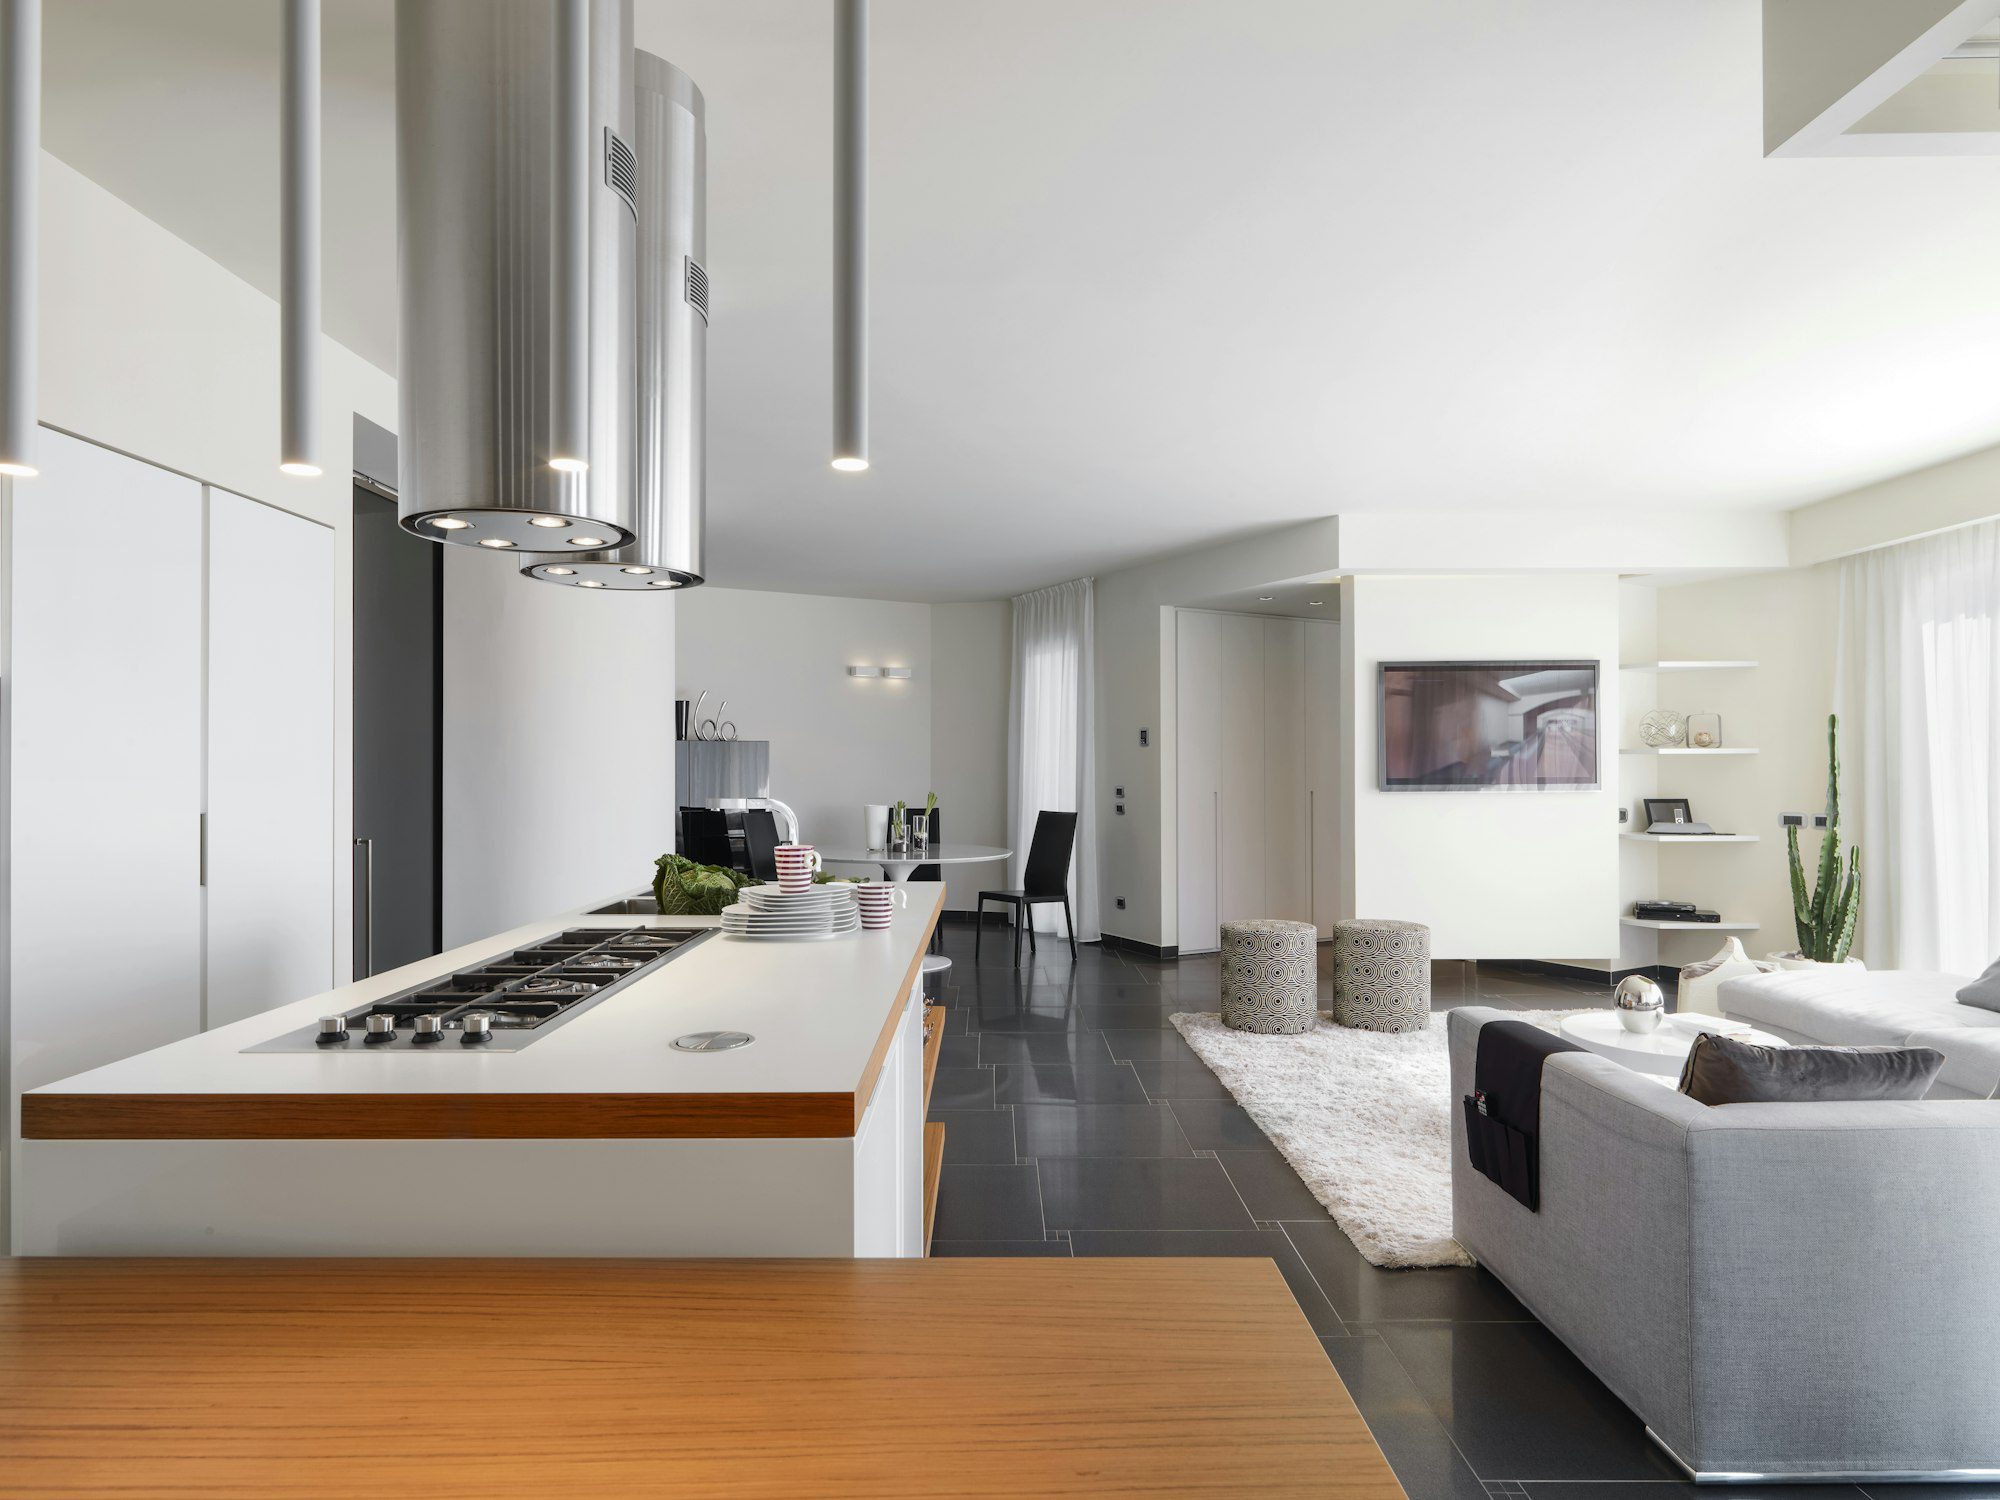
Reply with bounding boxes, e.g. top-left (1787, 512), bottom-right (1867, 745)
top-left (930, 602), bottom-right (1012, 911)
top-left (672, 589), bottom-right (1010, 914)
top-left (676, 586), bottom-right (931, 860)
top-left (441, 560), bottom-right (678, 945)
top-left (1342, 573), bottom-right (1622, 962)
